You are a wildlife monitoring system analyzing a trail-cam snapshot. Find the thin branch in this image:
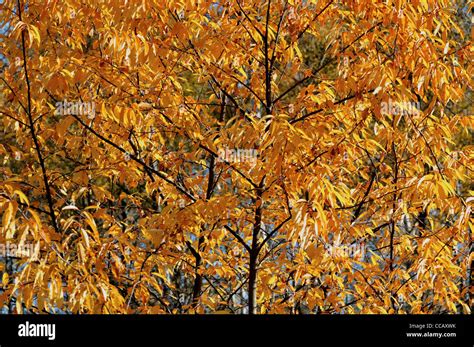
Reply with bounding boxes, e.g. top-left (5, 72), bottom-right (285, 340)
top-left (17, 0), bottom-right (60, 235)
